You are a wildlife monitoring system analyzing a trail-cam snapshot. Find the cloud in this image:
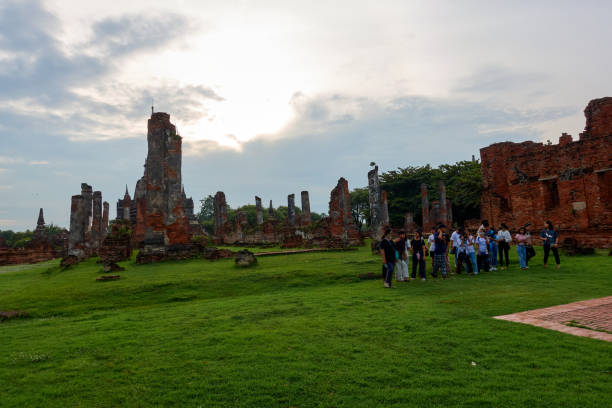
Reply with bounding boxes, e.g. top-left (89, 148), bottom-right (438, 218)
top-left (29, 161), bottom-right (48, 165)
top-left (0, 219), bottom-right (17, 227)
top-left (0, 0), bottom-right (221, 142)
top-left (87, 12), bottom-right (195, 57)
top-left (179, 92), bottom-right (577, 217)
